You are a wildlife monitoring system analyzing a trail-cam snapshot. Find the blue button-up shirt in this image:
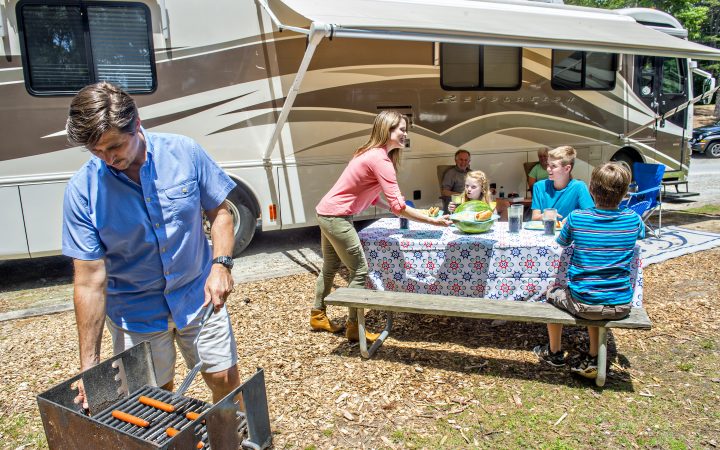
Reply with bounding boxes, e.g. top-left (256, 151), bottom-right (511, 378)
top-left (62, 129), bottom-right (236, 332)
